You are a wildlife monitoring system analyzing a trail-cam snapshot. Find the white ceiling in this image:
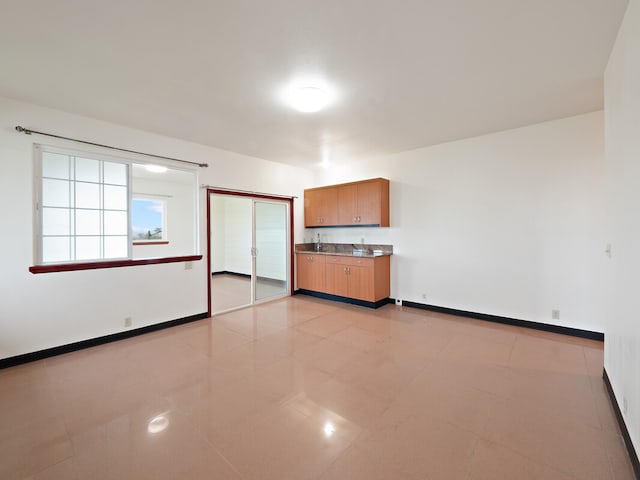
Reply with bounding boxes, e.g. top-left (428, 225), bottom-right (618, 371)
top-left (0, 0), bottom-right (628, 168)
